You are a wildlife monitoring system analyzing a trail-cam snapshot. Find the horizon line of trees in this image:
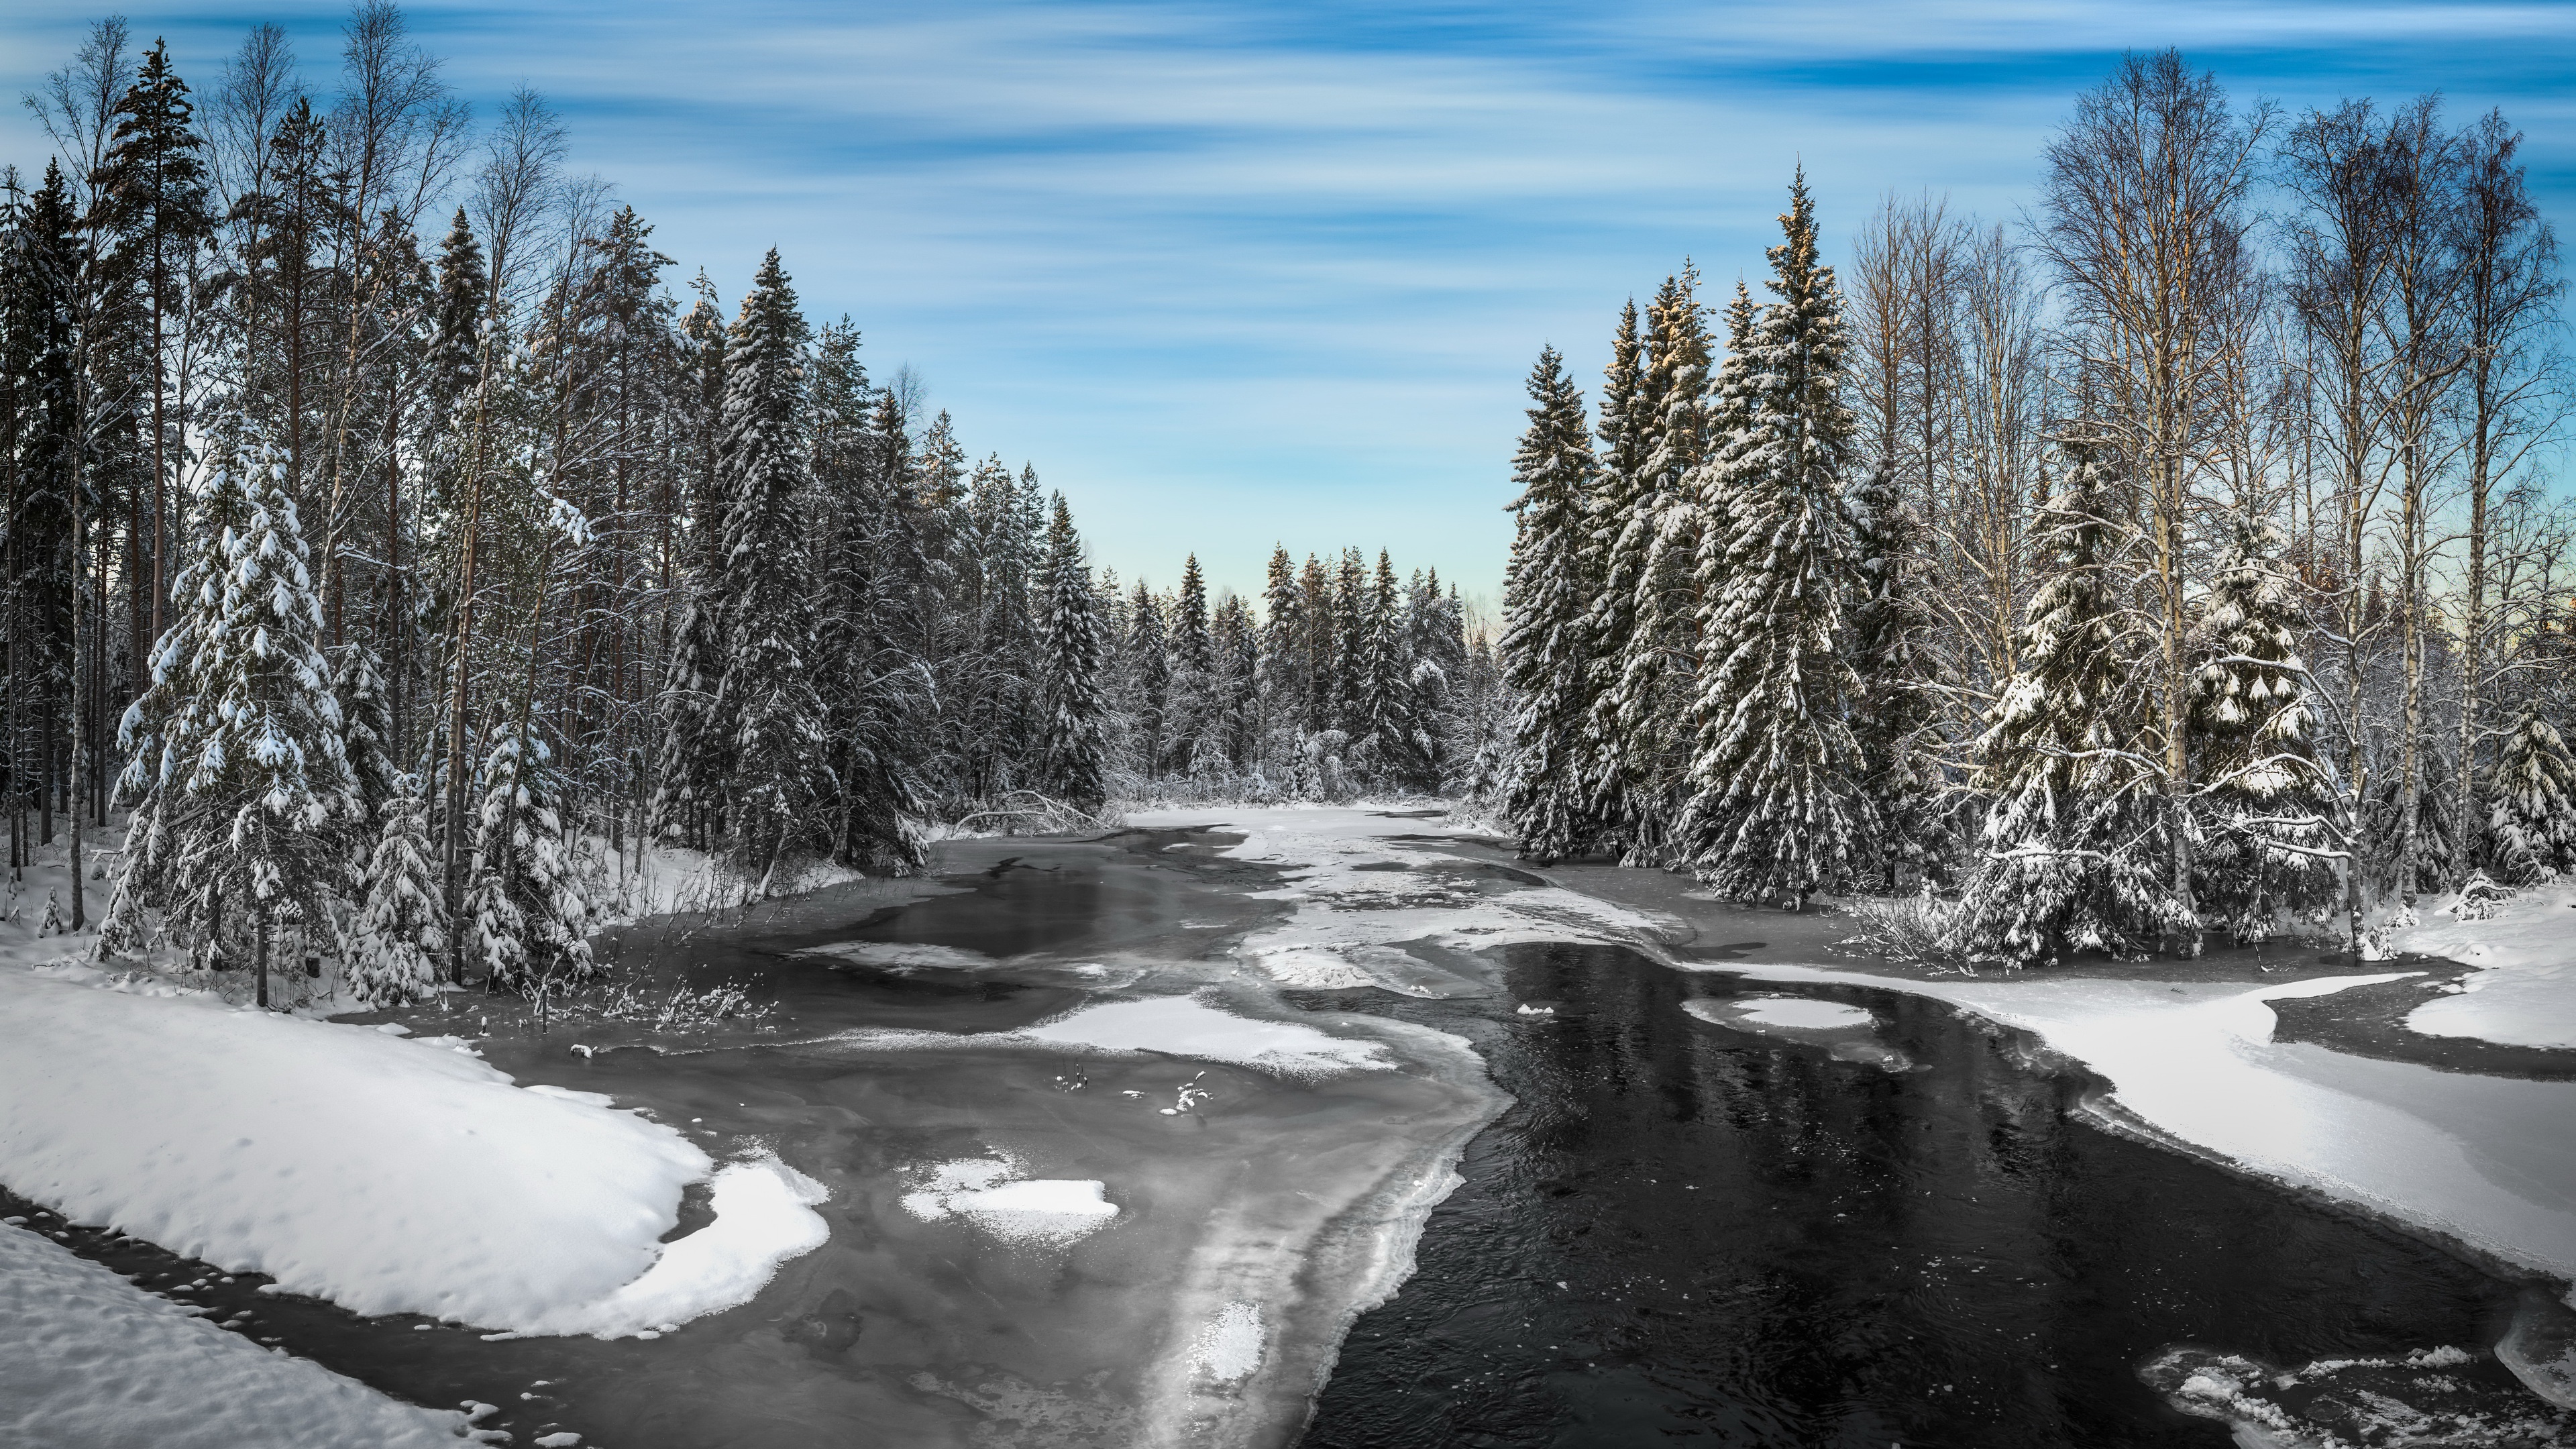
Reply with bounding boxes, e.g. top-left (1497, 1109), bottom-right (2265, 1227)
top-left (1498, 50), bottom-right (2572, 965)
top-left (1, 7), bottom-right (1497, 1010)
